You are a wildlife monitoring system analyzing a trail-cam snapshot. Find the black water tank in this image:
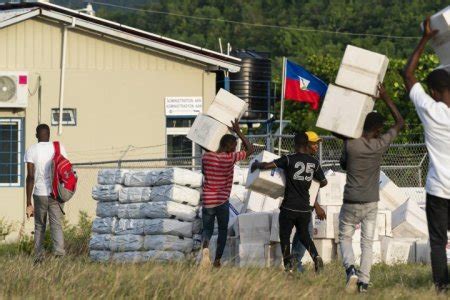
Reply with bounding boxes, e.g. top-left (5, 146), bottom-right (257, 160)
top-left (229, 50), bottom-right (272, 120)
